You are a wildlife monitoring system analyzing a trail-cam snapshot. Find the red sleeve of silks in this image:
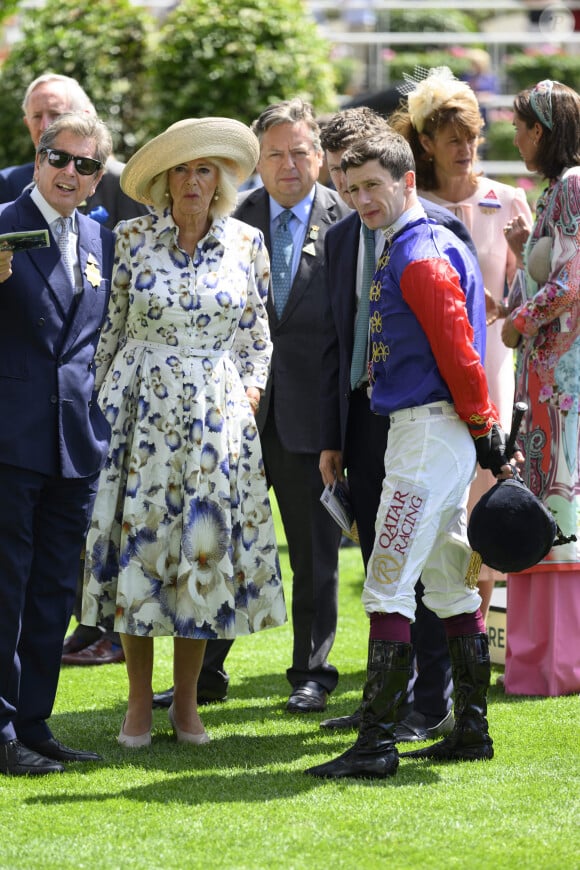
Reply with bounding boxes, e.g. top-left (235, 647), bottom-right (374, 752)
top-left (400, 258), bottom-right (500, 438)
